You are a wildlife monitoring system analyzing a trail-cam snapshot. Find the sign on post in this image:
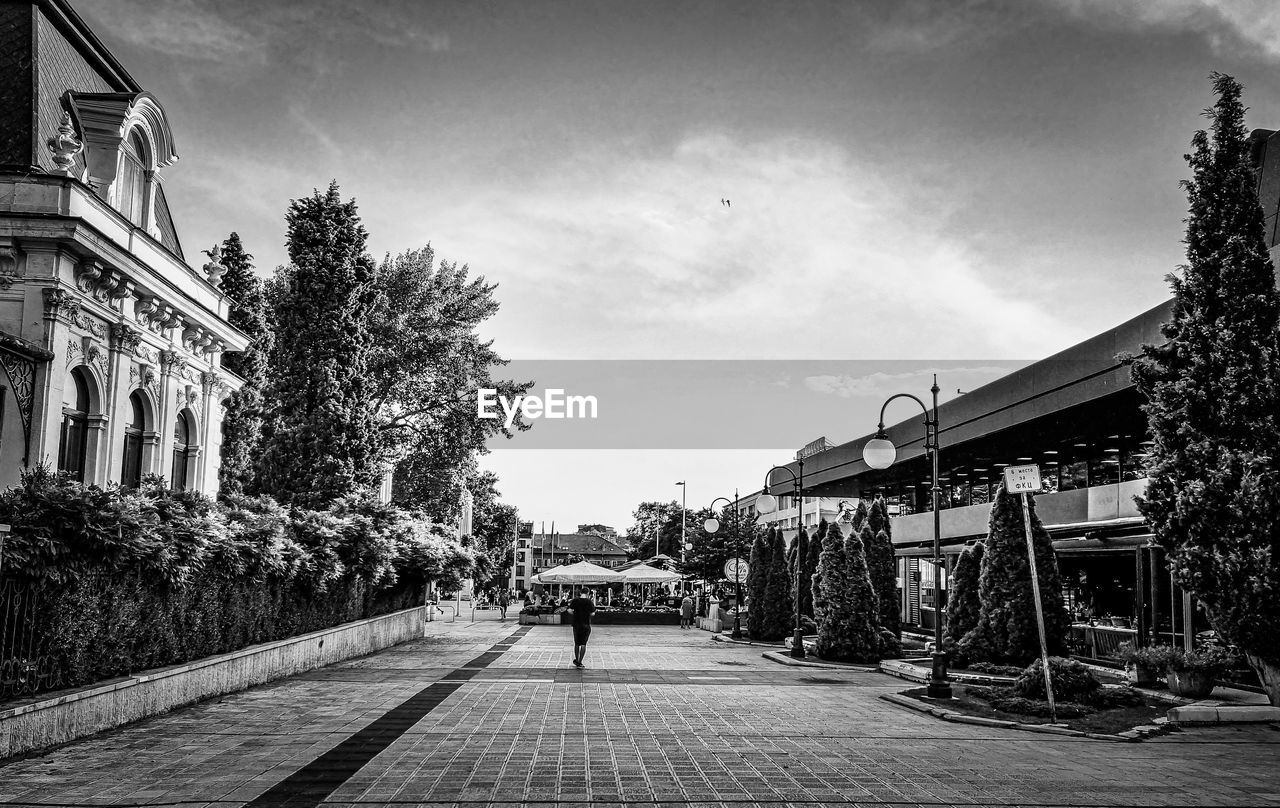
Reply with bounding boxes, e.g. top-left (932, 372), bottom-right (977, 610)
top-left (723, 558), bottom-right (749, 581)
top-left (1002, 464), bottom-right (1042, 493)
top-left (1003, 464), bottom-right (1057, 723)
